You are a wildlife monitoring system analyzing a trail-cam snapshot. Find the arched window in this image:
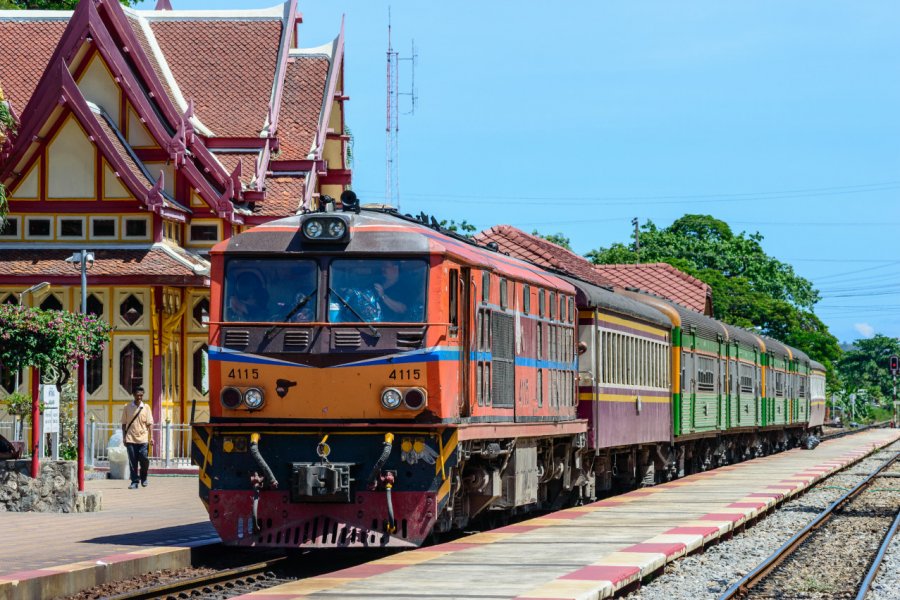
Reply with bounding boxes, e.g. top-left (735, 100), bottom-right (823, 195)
top-left (40, 295), bottom-right (63, 311)
top-left (192, 344), bottom-right (209, 395)
top-left (119, 342), bottom-right (143, 393)
top-left (119, 295), bottom-right (144, 326)
top-left (2, 294), bottom-right (17, 305)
